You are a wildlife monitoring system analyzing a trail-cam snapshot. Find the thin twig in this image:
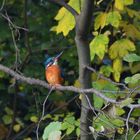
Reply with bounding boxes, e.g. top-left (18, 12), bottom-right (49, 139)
top-left (49, 94), bottom-right (79, 114)
top-left (0, 0), bottom-right (6, 11)
top-left (125, 107), bottom-right (133, 140)
top-left (132, 129), bottom-right (140, 140)
top-left (24, 0), bottom-right (31, 53)
top-left (84, 94), bottom-right (115, 129)
top-left (6, 82), bottom-right (18, 140)
top-left (85, 66), bottom-right (130, 90)
top-left (36, 87), bottom-right (54, 140)
top-left (11, 123), bottom-right (36, 140)
top-left (0, 12), bottom-right (28, 31)
top-left (118, 117), bottom-right (138, 126)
